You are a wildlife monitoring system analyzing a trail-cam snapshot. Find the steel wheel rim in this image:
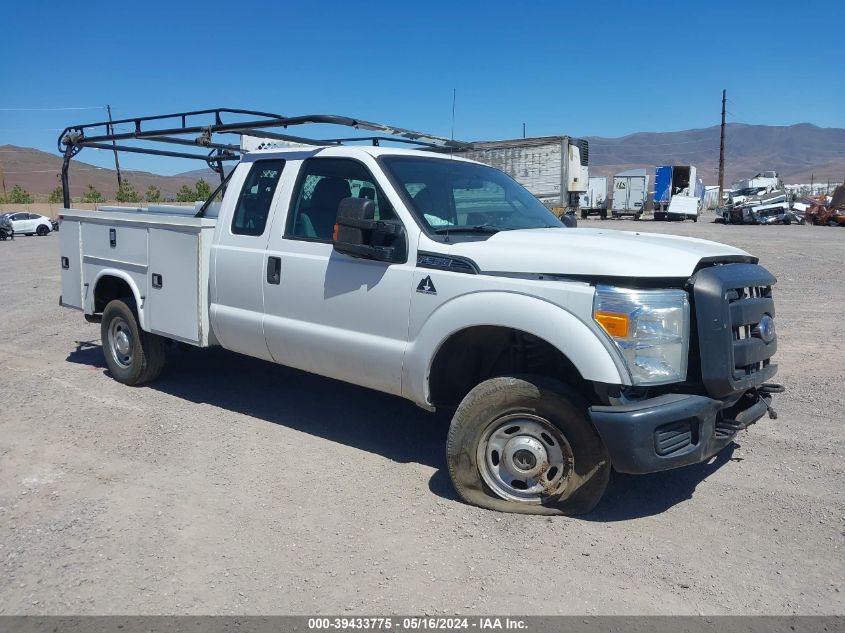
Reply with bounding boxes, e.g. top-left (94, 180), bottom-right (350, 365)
top-left (476, 413), bottom-right (573, 504)
top-left (108, 317), bottom-right (134, 369)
